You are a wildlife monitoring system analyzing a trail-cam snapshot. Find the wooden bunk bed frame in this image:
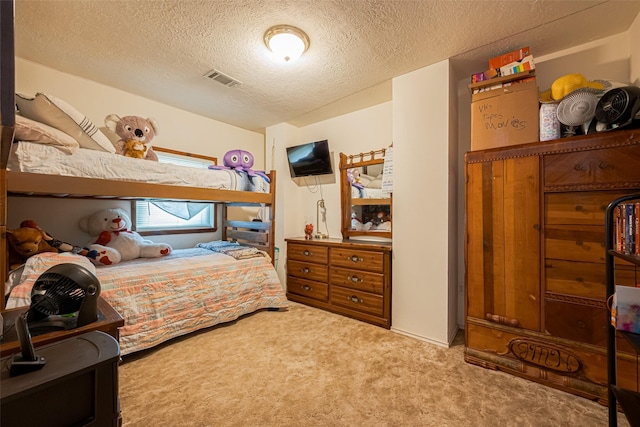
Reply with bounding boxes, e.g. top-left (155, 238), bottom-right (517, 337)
top-left (0, 5), bottom-right (277, 309)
